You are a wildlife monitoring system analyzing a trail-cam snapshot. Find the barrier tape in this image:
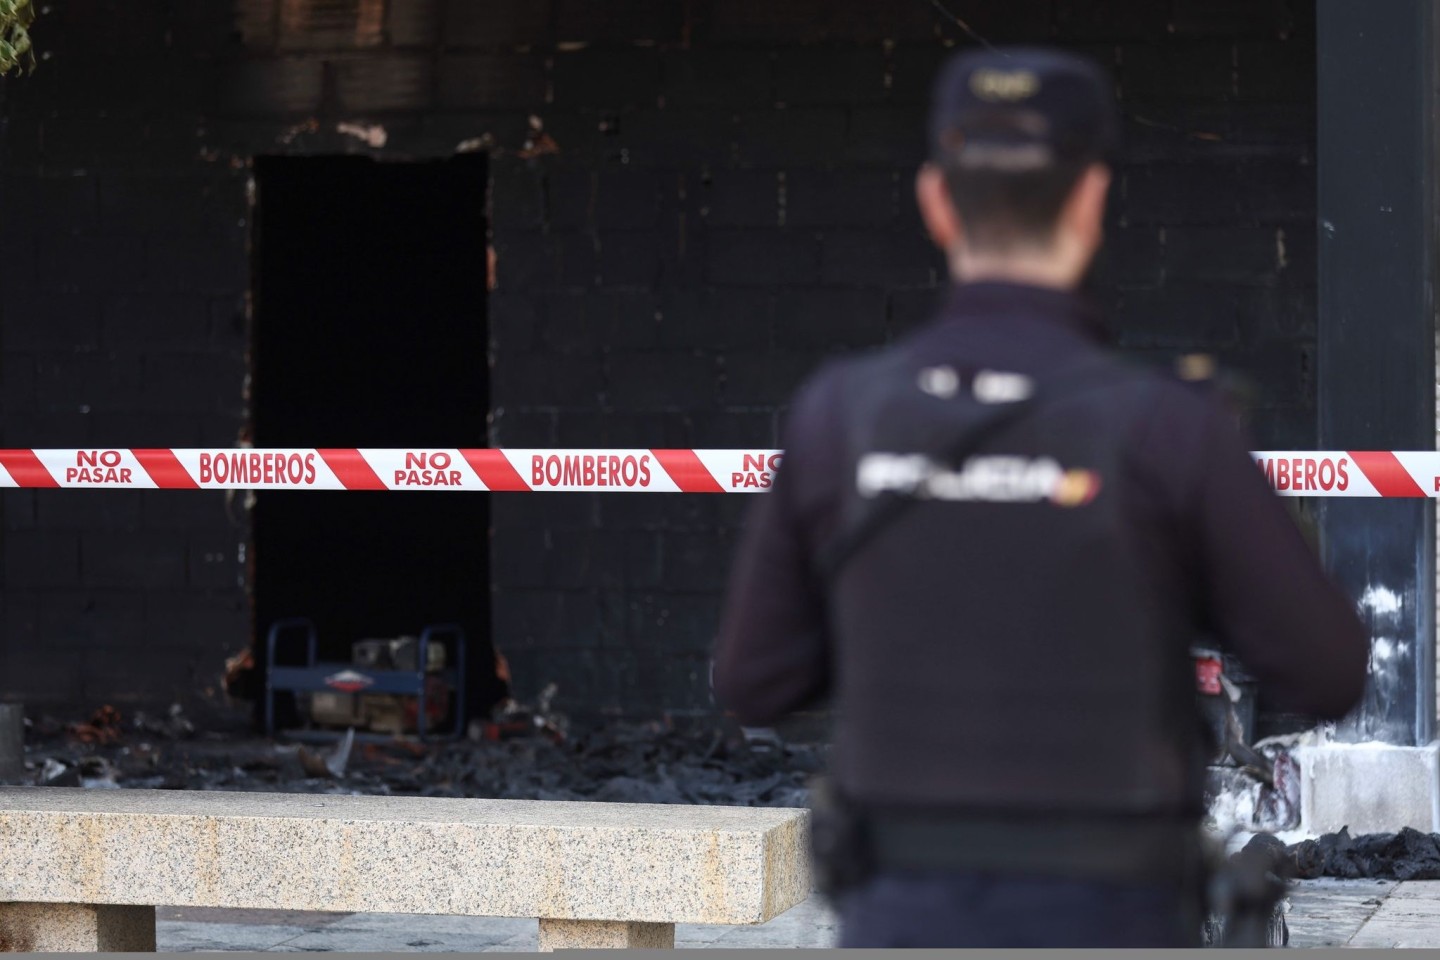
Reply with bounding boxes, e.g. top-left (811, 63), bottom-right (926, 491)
top-left (0, 449), bottom-right (1434, 497)
top-left (0, 449), bottom-right (784, 493)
